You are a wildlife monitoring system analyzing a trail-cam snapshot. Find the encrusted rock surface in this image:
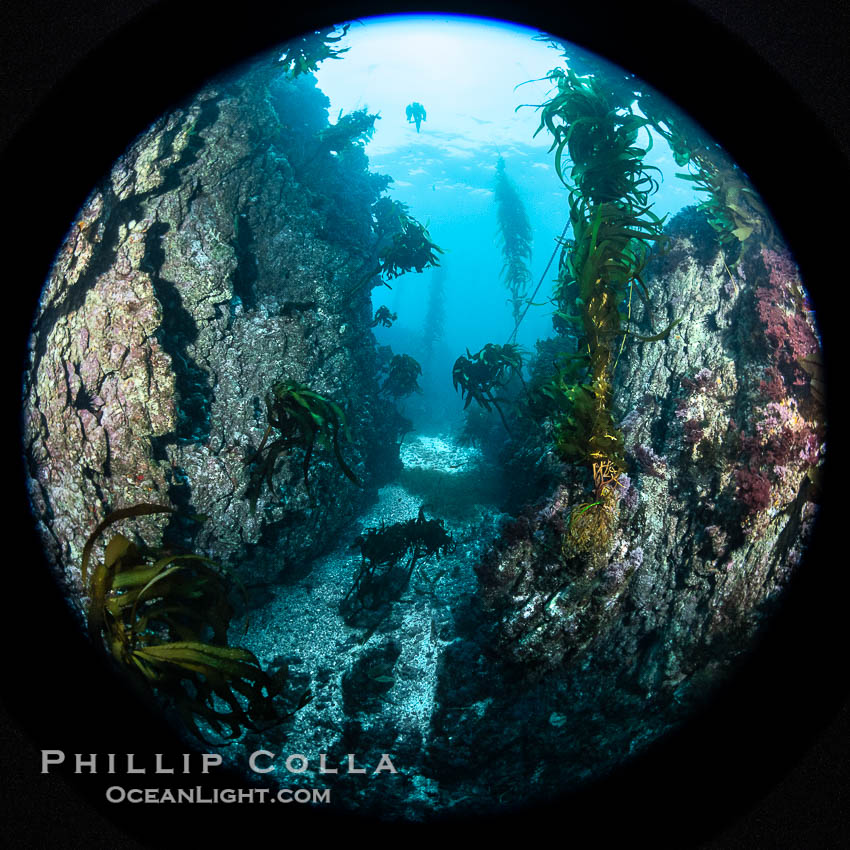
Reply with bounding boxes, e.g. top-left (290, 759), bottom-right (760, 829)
top-left (459, 211), bottom-right (826, 807)
top-left (22, 57), bottom-right (400, 589)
